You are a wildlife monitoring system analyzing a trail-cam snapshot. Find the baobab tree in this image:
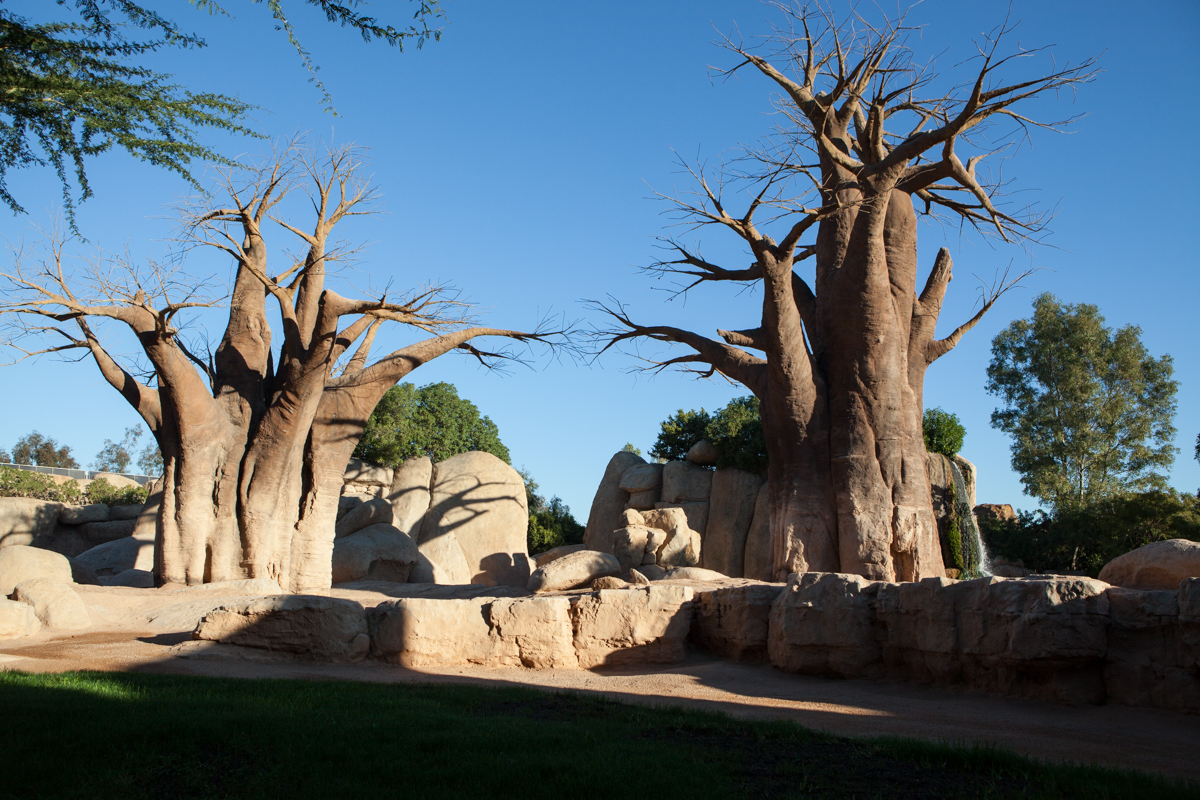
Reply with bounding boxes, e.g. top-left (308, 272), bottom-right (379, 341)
top-left (596, 5), bottom-right (1094, 582)
top-left (1, 143), bottom-right (563, 591)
